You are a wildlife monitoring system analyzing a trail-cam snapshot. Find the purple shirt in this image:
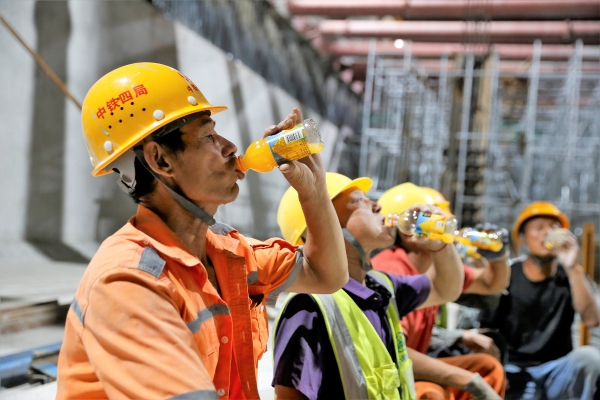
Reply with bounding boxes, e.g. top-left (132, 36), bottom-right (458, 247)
top-left (272, 272), bottom-right (431, 399)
